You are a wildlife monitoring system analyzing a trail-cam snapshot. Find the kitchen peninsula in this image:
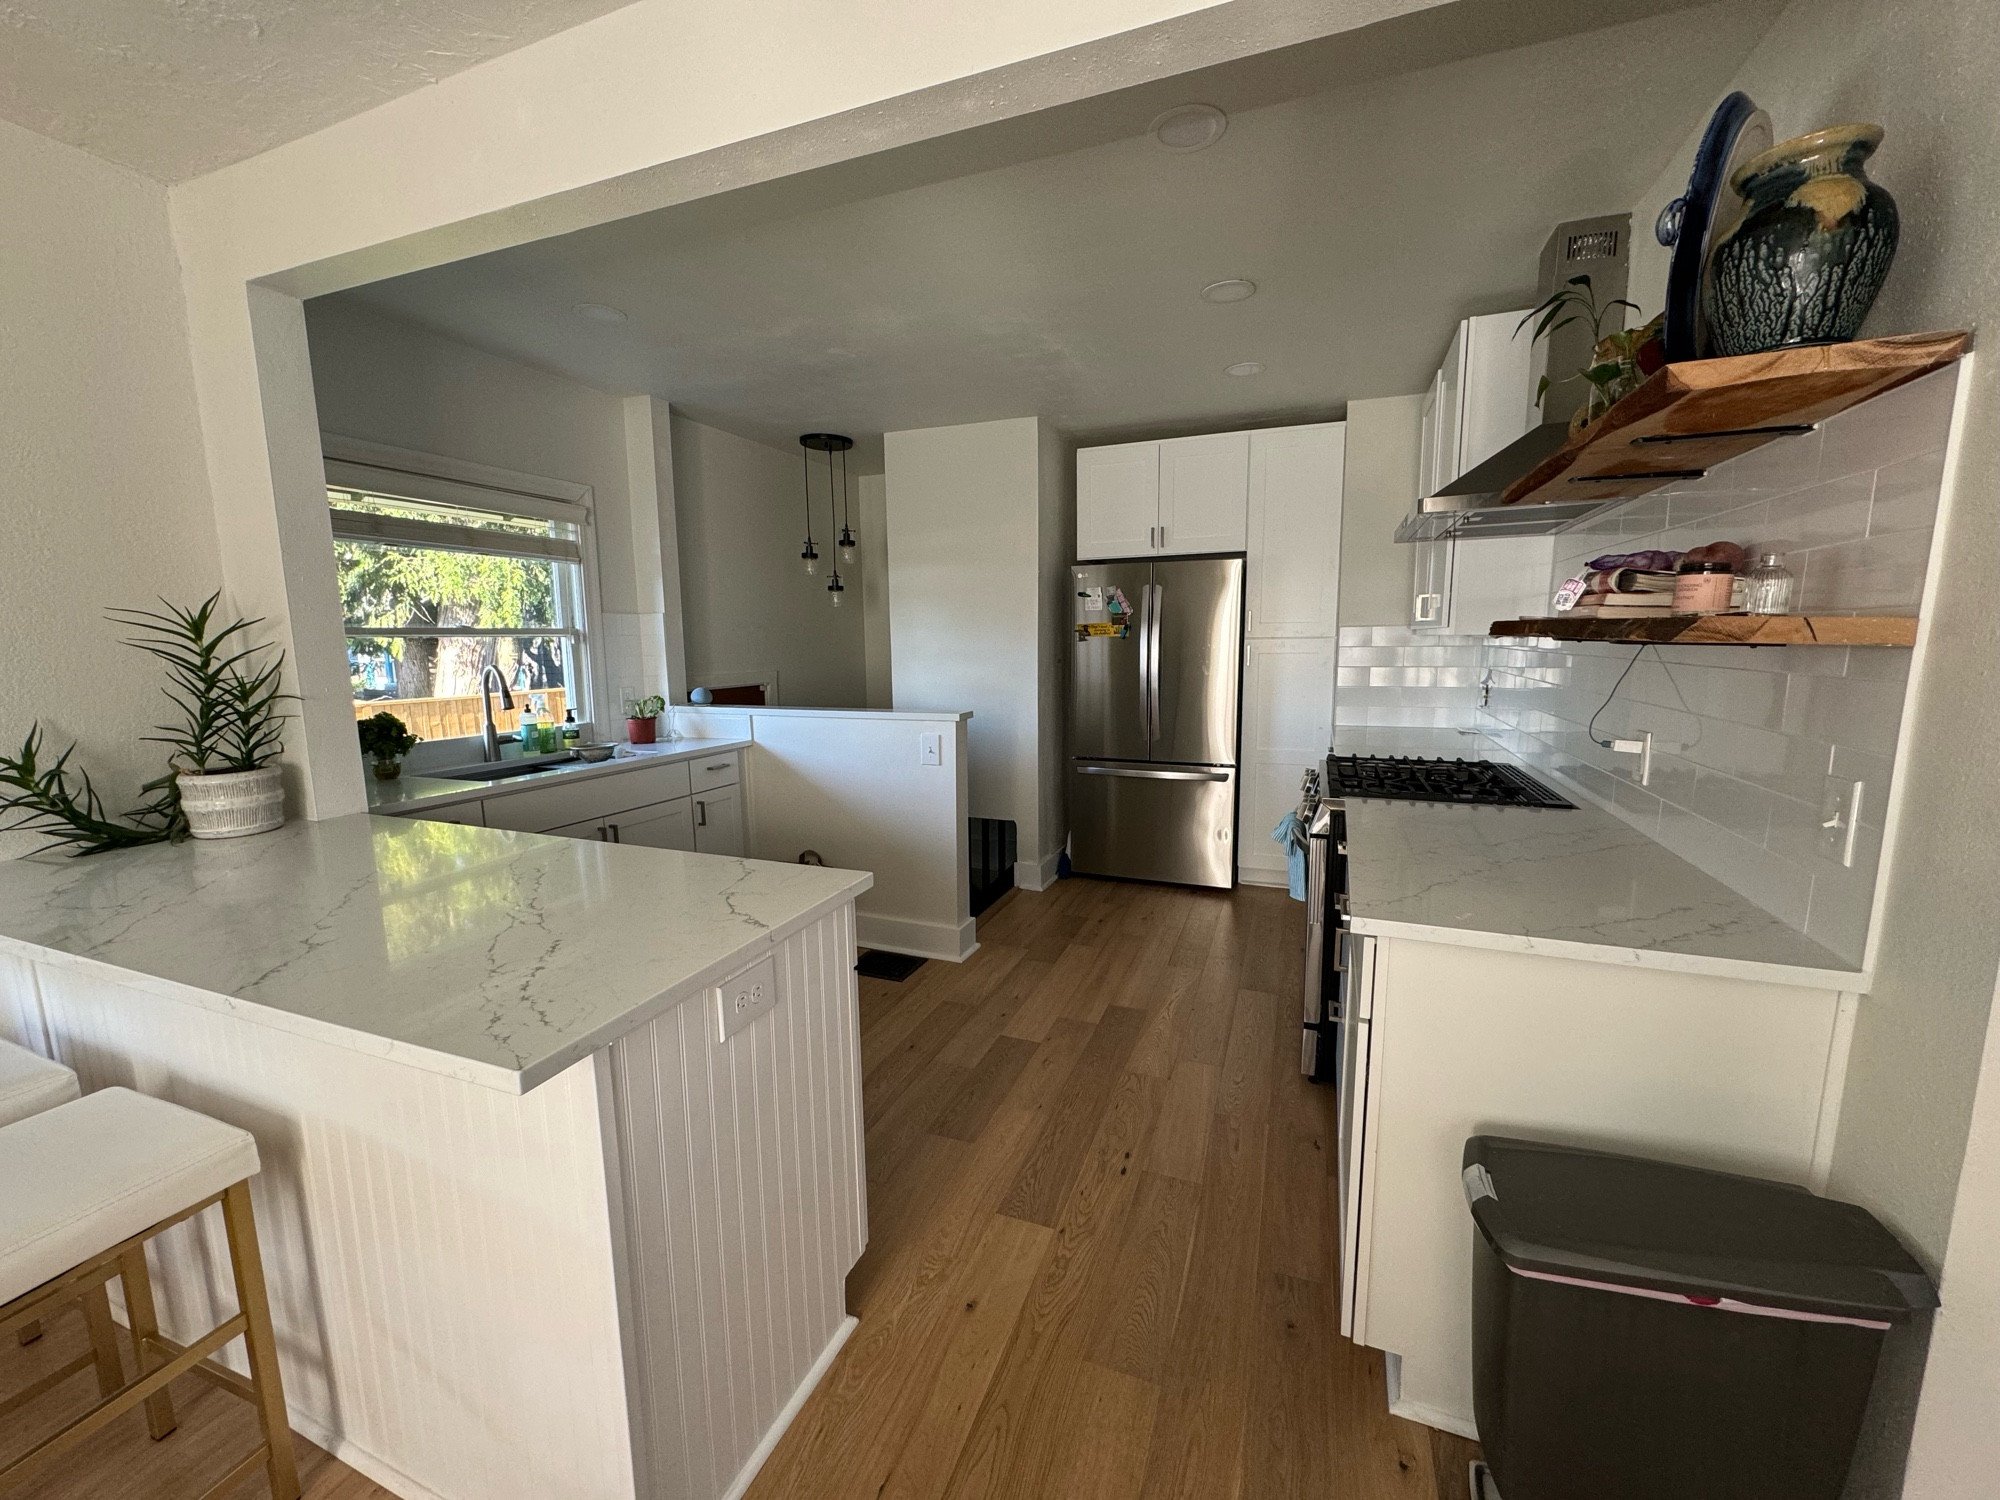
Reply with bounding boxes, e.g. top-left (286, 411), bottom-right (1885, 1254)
top-left (0, 815), bottom-right (871, 1500)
